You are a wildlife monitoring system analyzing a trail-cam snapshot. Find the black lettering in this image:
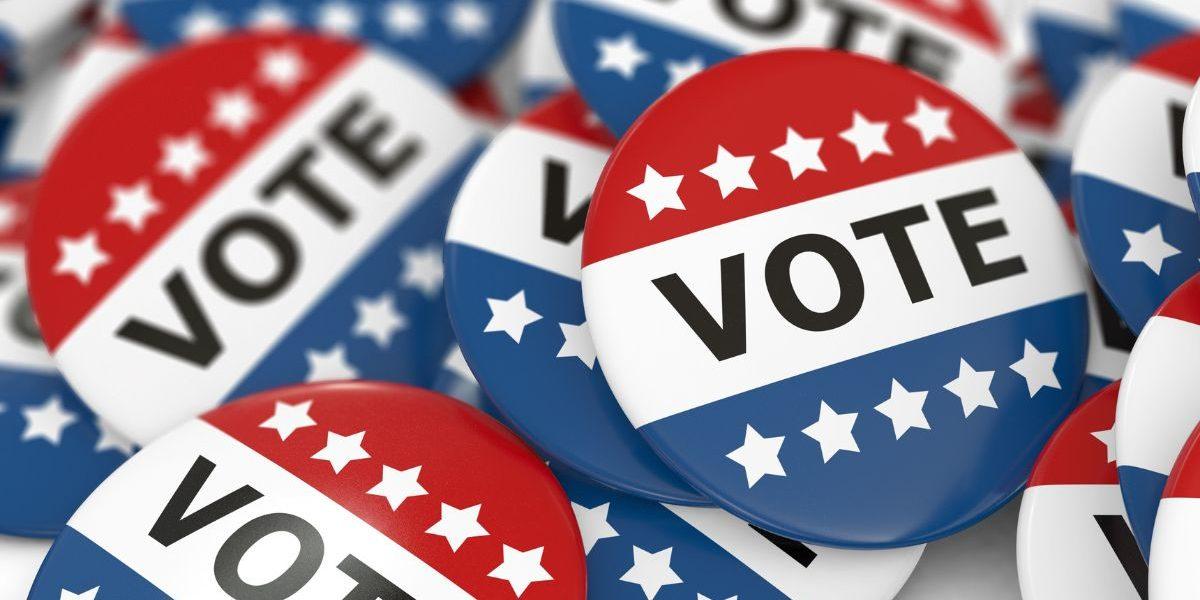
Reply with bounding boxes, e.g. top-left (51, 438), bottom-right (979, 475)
top-left (149, 456), bottom-right (262, 547)
top-left (819, 0), bottom-right (885, 50)
top-left (261, 147), bottom-right (352, 227)
top-left (339, 555), bottom-right (414, 600)
top-left (117, 272), bottom-right (223, 367)
top-left (894, 30), bottom-right (955, 82)
top-left (937, 189), bottom-right (1027, 286)
top-left (1171, 101), bottom-right (1187, 179)
top-left (765, 234), bottom-right (865, 331)
top-left (325, 95), bottom-right (422, 182)
top-left (852, 205), bottom-right (933, 303)
top-left (203, 215), bottom-right (298, 302)
top-left (1094, 514), bottom-right (1148, 599)
top-left (717, 0), bottom-right (801, 33)
top-left (751, 524), bottom-right (817, 567)
top-left (542, 159), bottom-right (590, 245)
top-left (653, 254), bottom-right (747, 361)
top-left (214, 513), bottom-right (324, 599)
top-left (1093, 278), bottom-right (1136, 352)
